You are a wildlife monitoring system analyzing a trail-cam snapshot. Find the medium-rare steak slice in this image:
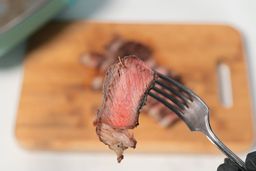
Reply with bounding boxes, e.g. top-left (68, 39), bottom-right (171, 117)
top-left (81, 36), bottom-right (180, 128)
top-left (95, 55), bottom-right (155, 162)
